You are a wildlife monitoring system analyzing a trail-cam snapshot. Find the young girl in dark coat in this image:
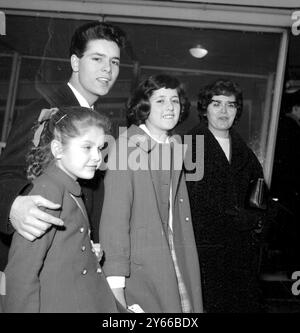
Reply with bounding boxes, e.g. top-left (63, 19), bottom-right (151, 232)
top-left (3, 106), bottom-right (119, 313)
